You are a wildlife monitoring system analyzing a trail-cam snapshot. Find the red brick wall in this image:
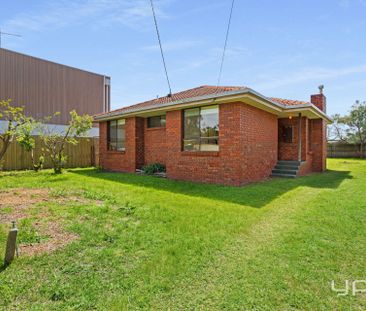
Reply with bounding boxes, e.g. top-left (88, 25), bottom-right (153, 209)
top-left (144, 123), bottom-right (167, 165)
top-left (164, 109), bottom-right (223, 184)
top-left (278, 117), bottom-right (308, 161)
top-left (310, 119), bottom-right (327, 172)
top-left (165, 102), bottom-right (278, 186)
top-left (298, 153), bottom-right (313, 176)
top-left (99, 117), bottom-right (144, 172)
top-left (311, 94), bottom-right (327, 113)
top-left (241, 104), bottom-right (278, 183)
top-left (99, 101), bottom-right (327, 185)
top-left (278, 116), bottom-right (327, 173)
top-left (135, 117), bottom-right (145, 169)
